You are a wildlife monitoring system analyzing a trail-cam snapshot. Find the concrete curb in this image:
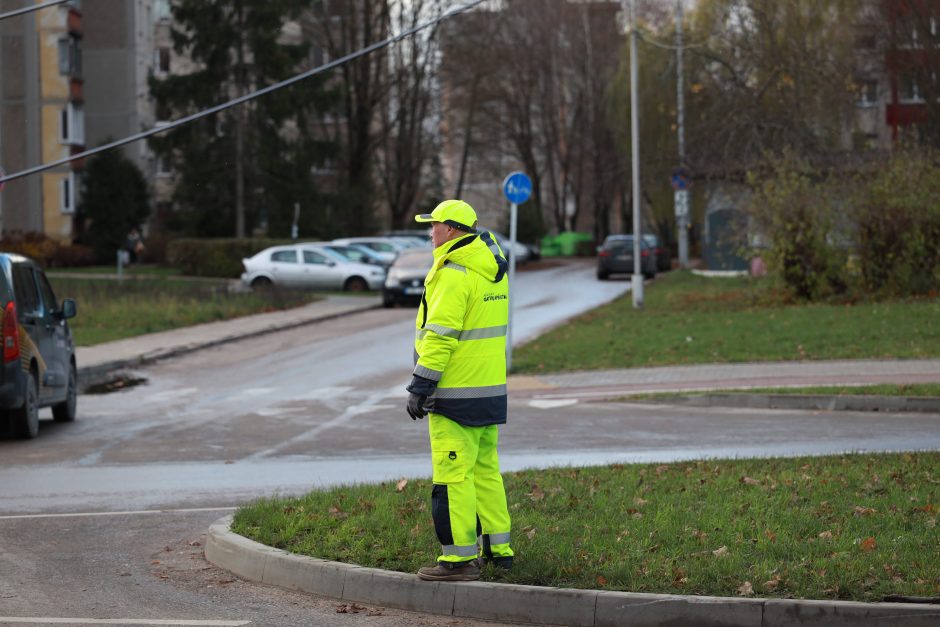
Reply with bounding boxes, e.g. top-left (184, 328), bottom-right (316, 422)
top-left (631, 393), bottom-right (940, 414)
top-left (205, 516), bottom-right (940, 627)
